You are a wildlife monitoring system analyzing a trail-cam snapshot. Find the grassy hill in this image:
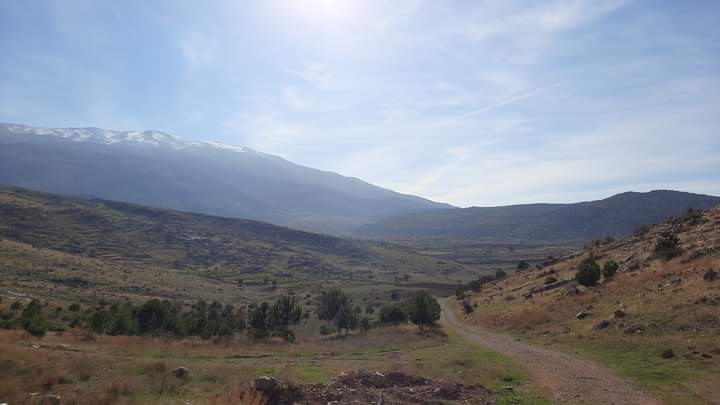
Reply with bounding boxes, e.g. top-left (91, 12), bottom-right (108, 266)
top-left (453, 206), bottom-right (720, 404)
top-left (0, 185), bottom-right (479, 307)
top-left (358, 190), bottom-right (720, 241)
